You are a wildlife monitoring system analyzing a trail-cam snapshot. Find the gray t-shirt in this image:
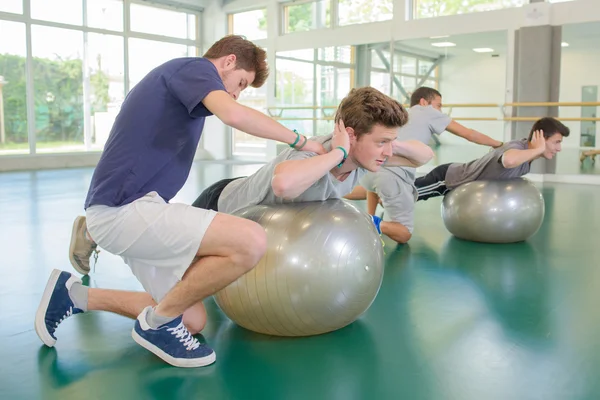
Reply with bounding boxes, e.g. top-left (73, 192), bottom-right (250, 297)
top-left (360, 166), bottom-right (417, 232)
top-left (389, 104), bottom-right (452, 180)
top-left (218, 134), bottom-right (367, 214)
top-left (397, 104), bottom-right (453, 144)
top-left (445, 139), bottom-right (531, 189)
